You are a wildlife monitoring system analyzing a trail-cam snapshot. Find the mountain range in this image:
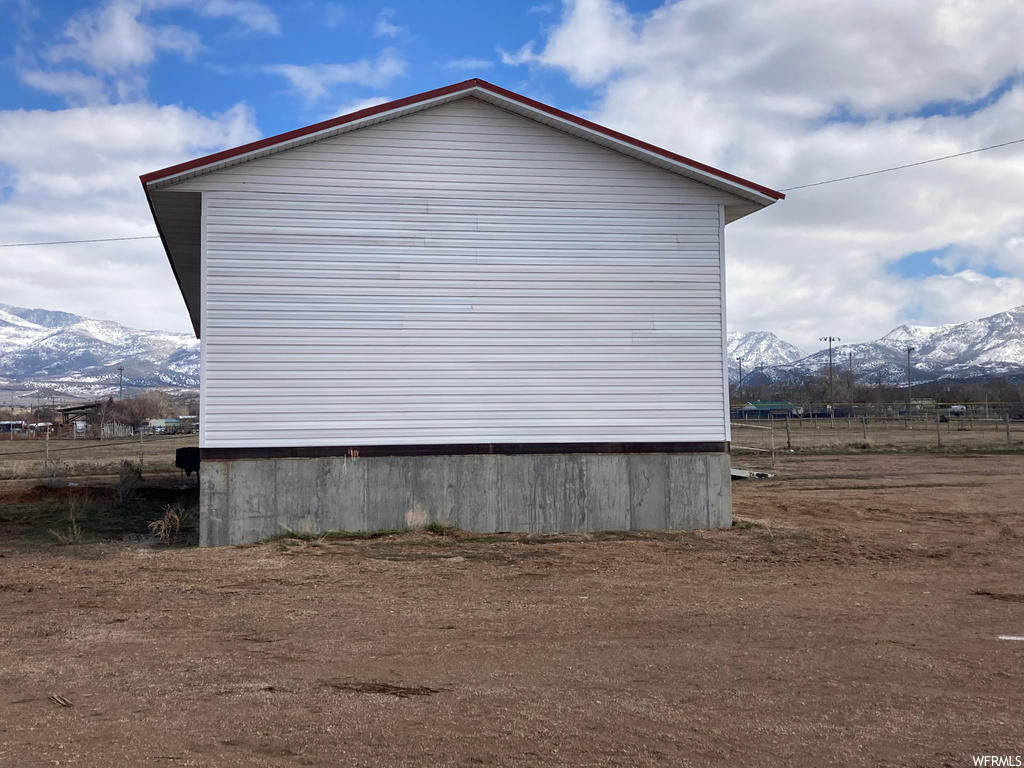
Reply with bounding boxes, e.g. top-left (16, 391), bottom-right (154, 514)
top-left (728, 306), bottom-right (1024, 386)
top-left (0, 303), bottom-right (198, 401)
top-left (2, 302), bottom-right (1024, 402)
